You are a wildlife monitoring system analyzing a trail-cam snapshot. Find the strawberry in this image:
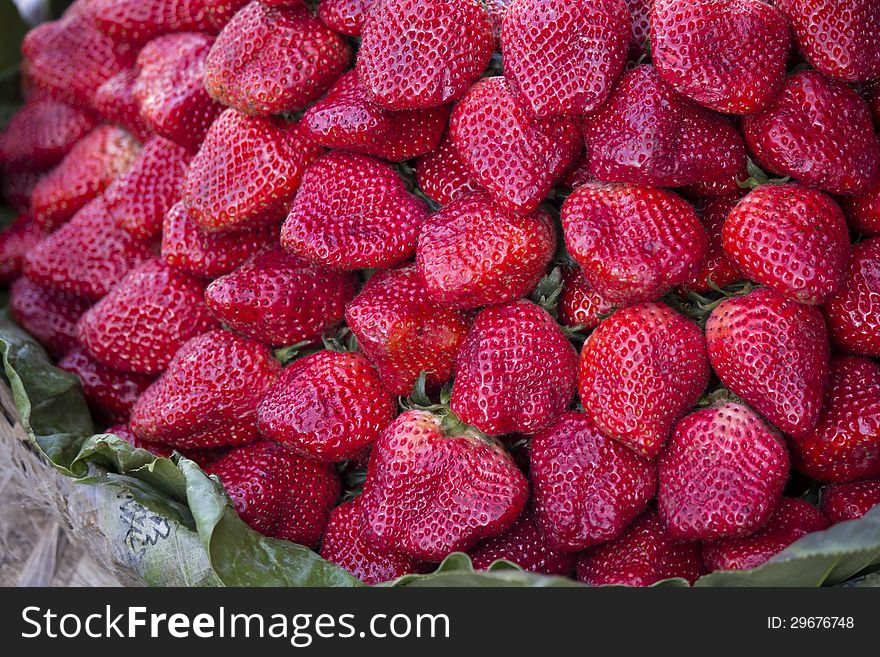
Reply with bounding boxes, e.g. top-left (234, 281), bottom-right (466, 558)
top-left (206, 441), bottom-right (339, 547)
top-left (0, 215), bottom-right (48, 285)
top-left (130, 329), bottom-right (281, 448)
top-left (531, 412), bottom-right (656, 552)
top-left (92, 67), bottom-right (152, 141)
top-left (485, 0), bottom-right (514, 42)
top-left (624, 0), bottom-right (652, 60)
top-left (301, 71), bottom-right (450, 162)
top-left (702, 499), bottom-right (829, 572)
top-left (451, 300), bottom-right (578, 435)
top-left (840, 178), bottom-right (880, 236)
top-left (706, 288), bottom-right (830, 438)
top-left (416, 193), bottom-right (556, 309)
top-left (722, 184), bottom-right (851, 305)
top-left (2, 169), bottom-right (44, 214)
top-left (8, 278), bottom-right (91, 358)
top-left (821, 479), bottom-right (880, 523)
top-left (24, 197), bottom-right (153, 302)
top-left (318, 0), bottom-right (374, 36)
top-left (561, 183), bottom-right (708, 304)
top-left (0, 97), bottom-right (96, 171)
top-left (866, 79), bottom-right (880, 127)
top-left (582, 66), bottom-right (746, 188)
top-left (205, 247), bottom-right (356, 346)
top-left (576, 508), bottom-right (703, 587)
top-left (789, 356), bottom-right (880, 483)
top-left (89, 0), bottom-right (240, 45)
top-left (359, 409), bottom-right (529, 561)
top-left (450, 77), bottom-right (581, 213)
top-left (357, 0), bottom-right (494, 110)
top-left (743, 71), bottom-right (880, 196)
top-left (183, 109), bottom-right (323, 231)
top-left (30, 125), bottom-right (141, 231)
top-left (205, 1), bottom-right (350, 116)
top-left (658, 403), bottom-right (789, 541)
top-left (824, 238), bottom-right (880, 357)
top-left (680, 196), bottom-right (743, 294)
top-left (414, 132), bottom-right (483, 206)
top-left (281, 151), bottom-right (429, 270)
top-left (501, 0), bottom-right (629, 118)
top-left (681, 159), bottom-right (750, 201)
top-left (558, 266), bottom-right (617, 331)
top-left (579, 302), bottom-right (710, 458)
top-left (103, 136), bottom-right (191, 239)
top-left (344, 264), bottom-right (471, 396)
